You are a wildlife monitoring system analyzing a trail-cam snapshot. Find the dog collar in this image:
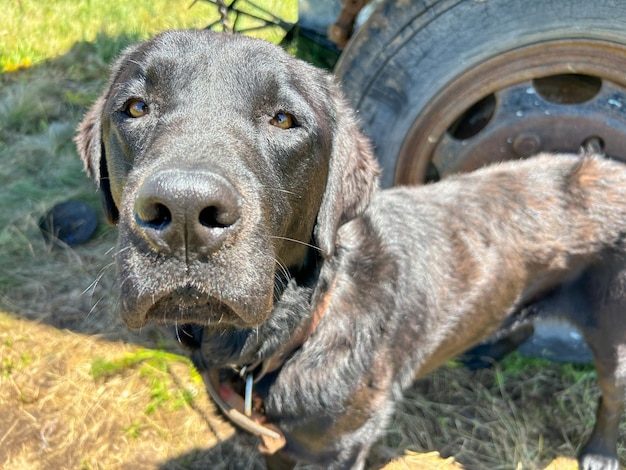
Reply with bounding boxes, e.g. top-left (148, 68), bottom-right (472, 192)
top-left (201, 279), bottom-right (334, 454)
top-left (202, 368), bottom-right (286, 454)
